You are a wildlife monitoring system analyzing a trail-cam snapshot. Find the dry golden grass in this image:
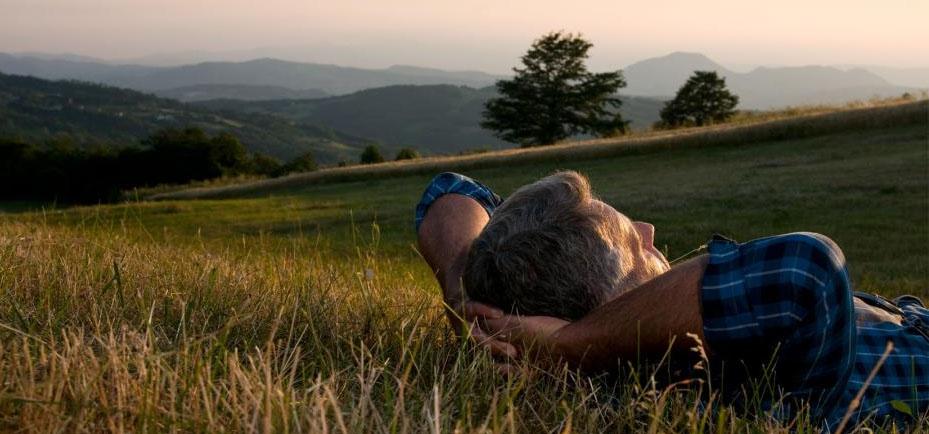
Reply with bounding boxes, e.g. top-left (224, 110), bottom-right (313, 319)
top-left (0, 219), bottom-right (818, 433)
